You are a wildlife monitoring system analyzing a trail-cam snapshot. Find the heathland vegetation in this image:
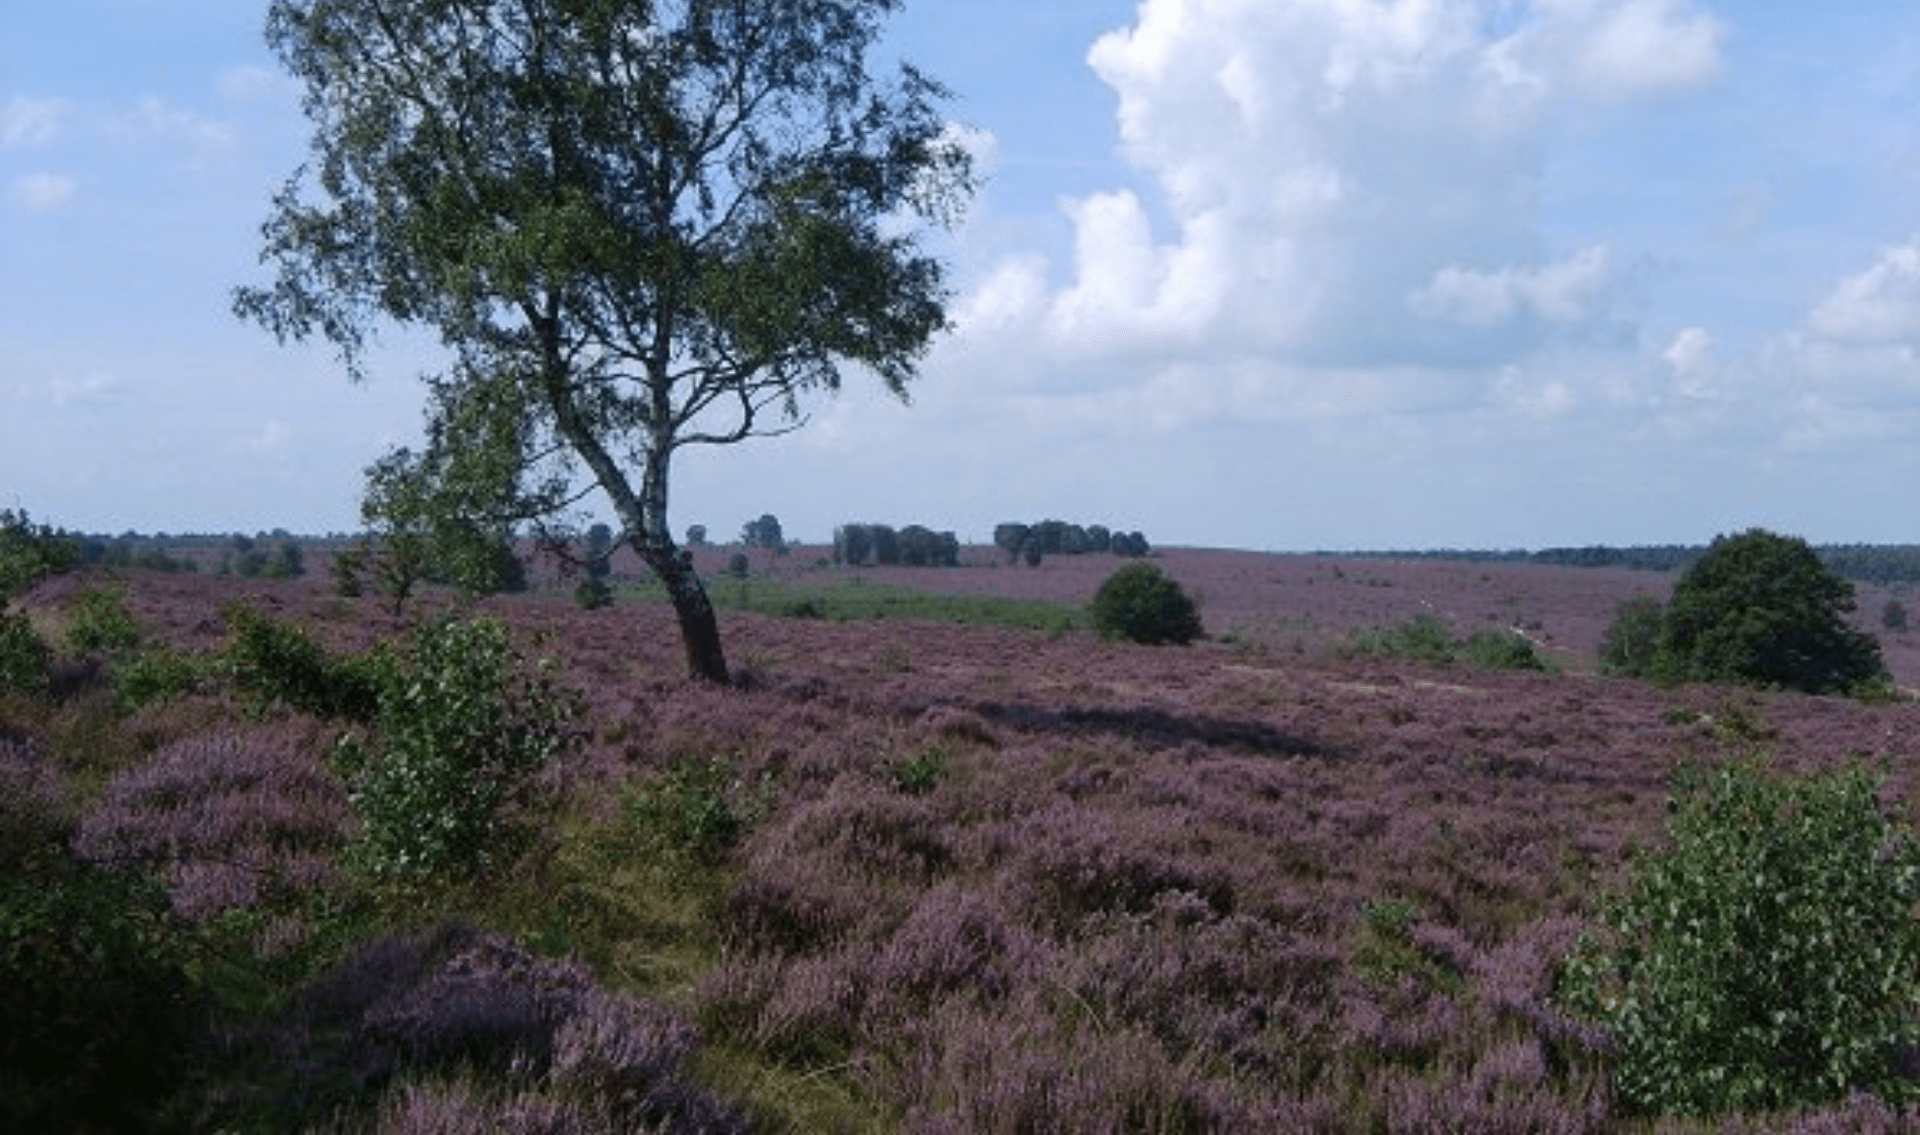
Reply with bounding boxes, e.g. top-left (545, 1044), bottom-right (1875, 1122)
top-left (8, 506), bottom-right (1920, 1130)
